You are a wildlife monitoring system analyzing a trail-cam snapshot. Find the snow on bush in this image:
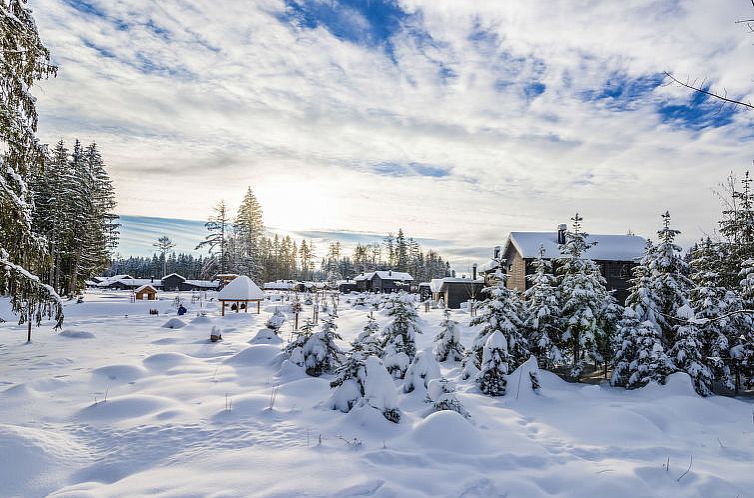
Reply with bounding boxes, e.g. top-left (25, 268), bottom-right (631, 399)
top-left (265, 309), bottom-right (286, 333)
top-left (477, 331), bottom-right (510, 396)
top-left (161, 317), bottom-right (186, 329)
top-left (363, 356), bottom-right (401, 423)
top-left (403, 349), bottom-right (441, 393)
top-left (286, 314), bottom-right (343, 377)
top-left (381, 293), bottom-right (422, 379)
top-left (426, 377), bottom-right (470, 419)
top-left (433, 309), bottom-right (465, 362)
